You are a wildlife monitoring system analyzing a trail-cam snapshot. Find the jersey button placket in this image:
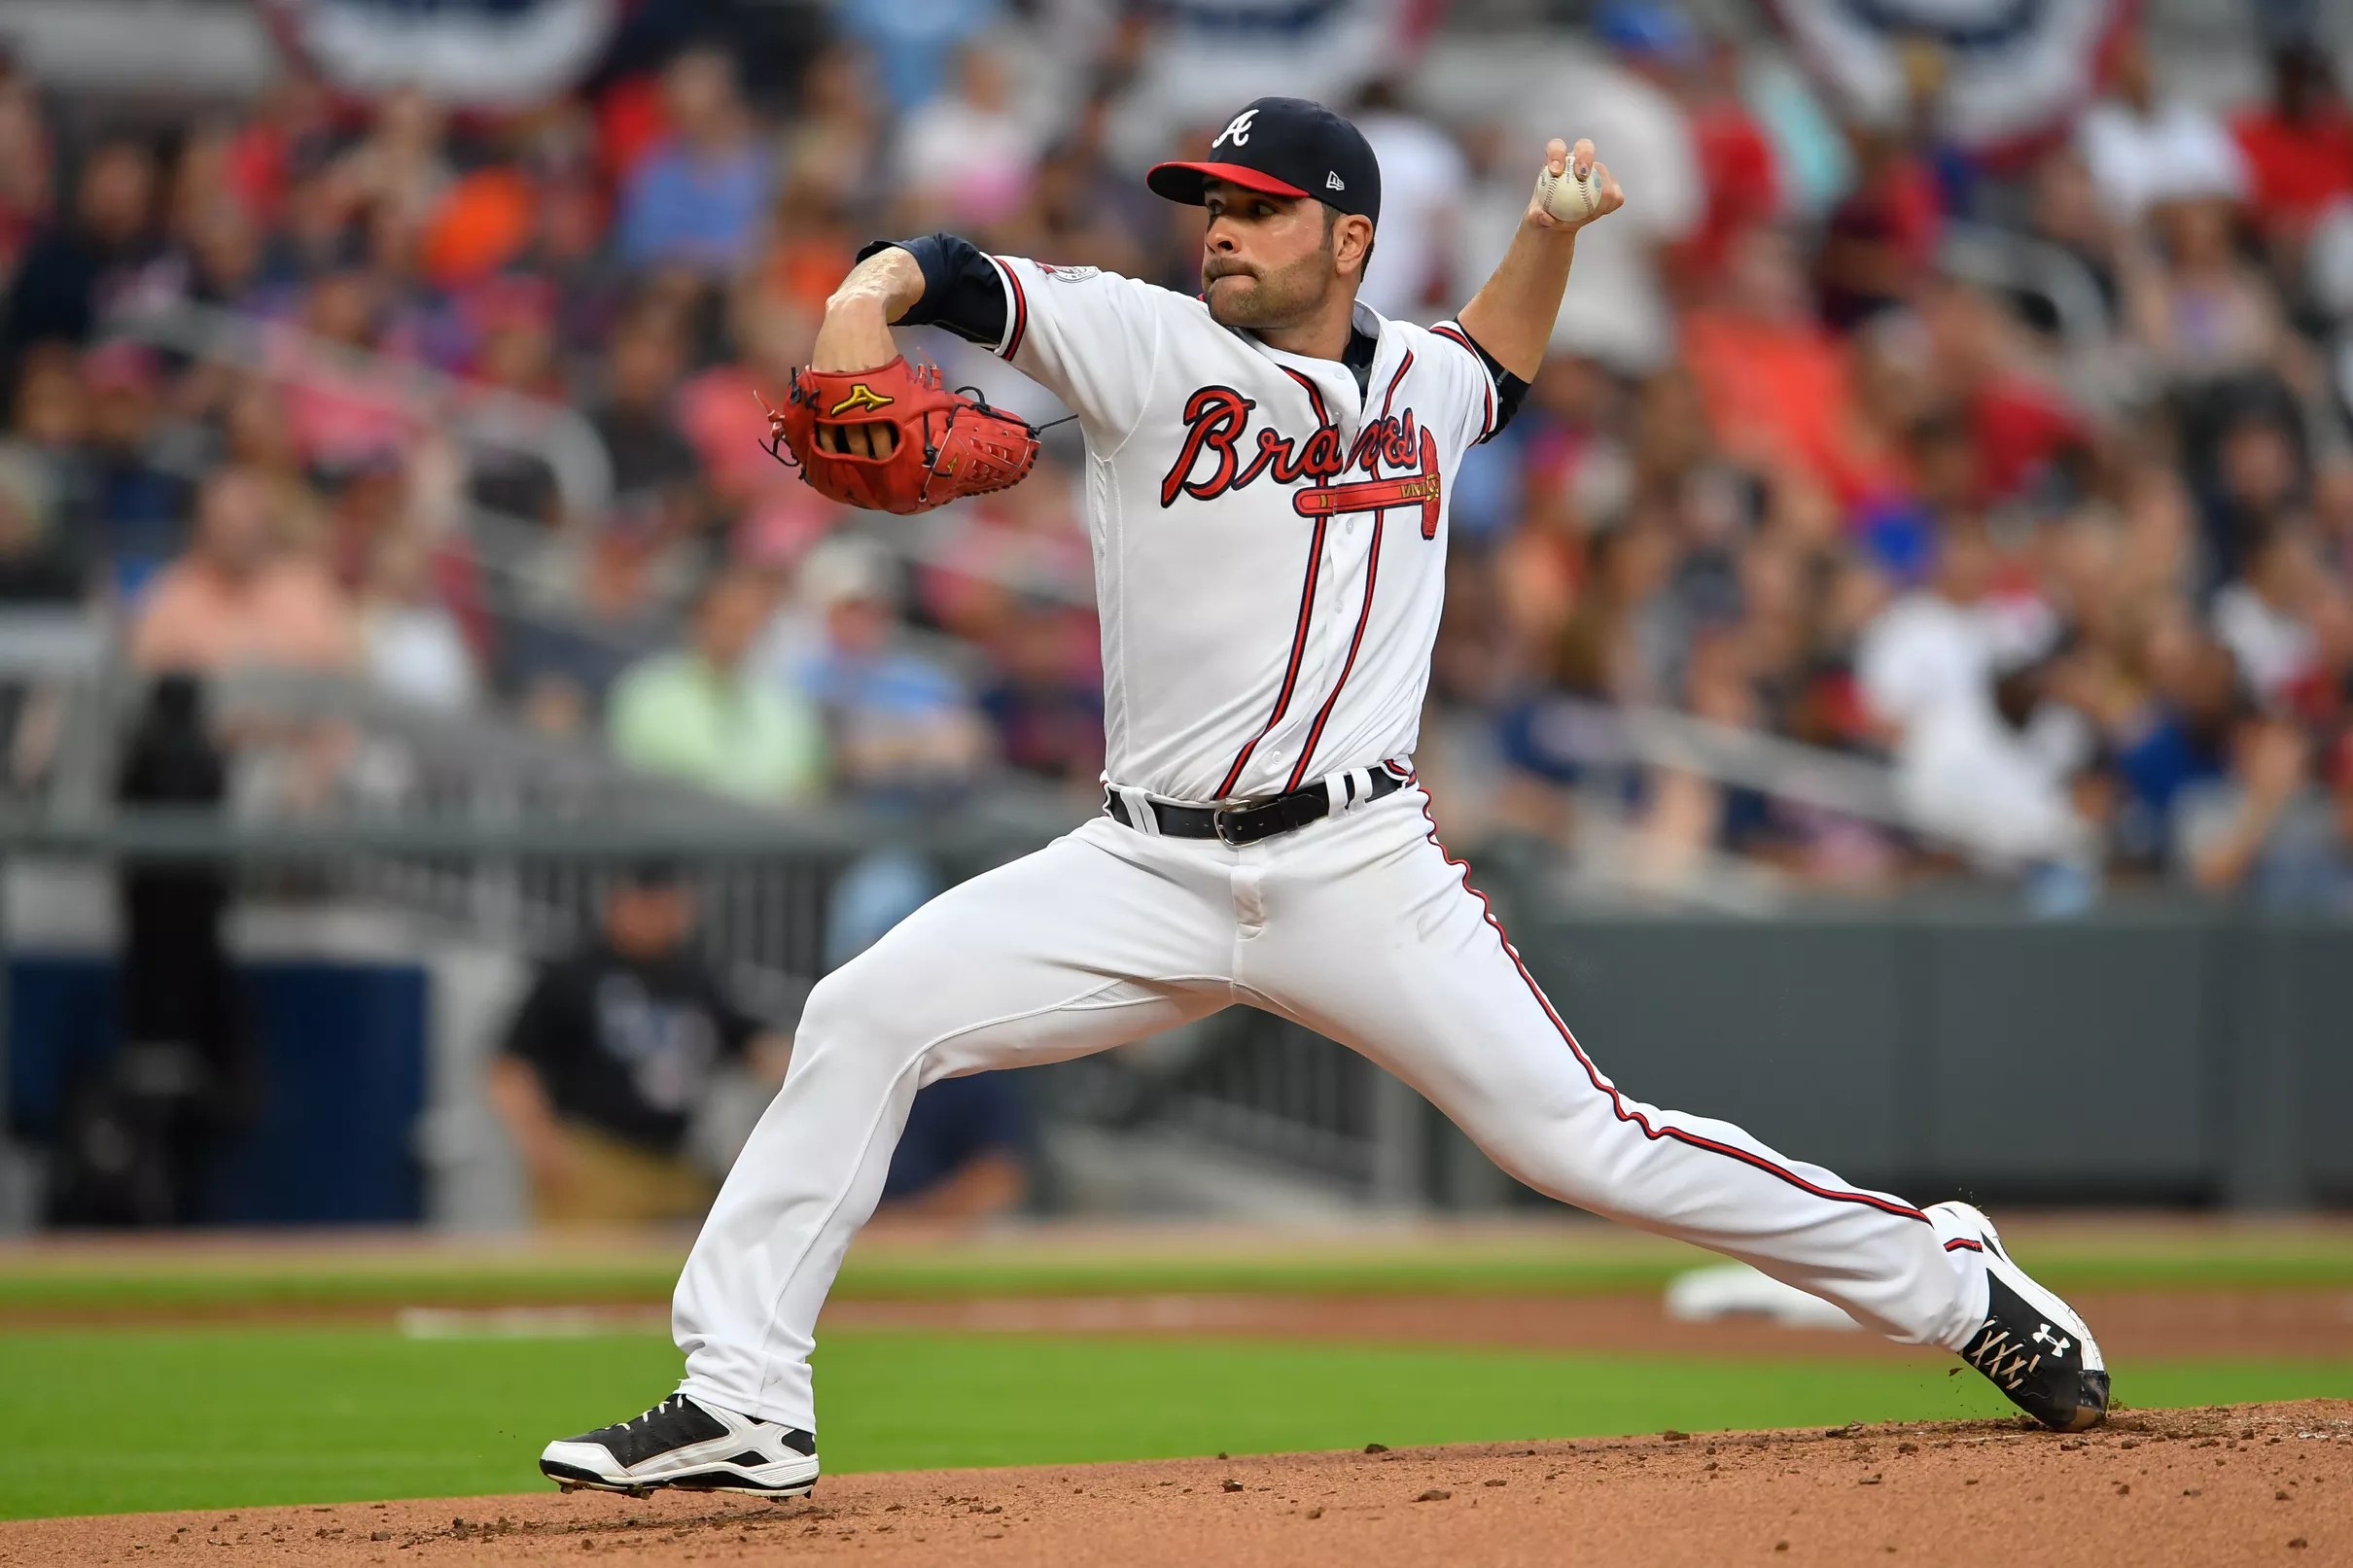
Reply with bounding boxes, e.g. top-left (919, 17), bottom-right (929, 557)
top-left (1282, 521), bottom-right (1361, 783)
